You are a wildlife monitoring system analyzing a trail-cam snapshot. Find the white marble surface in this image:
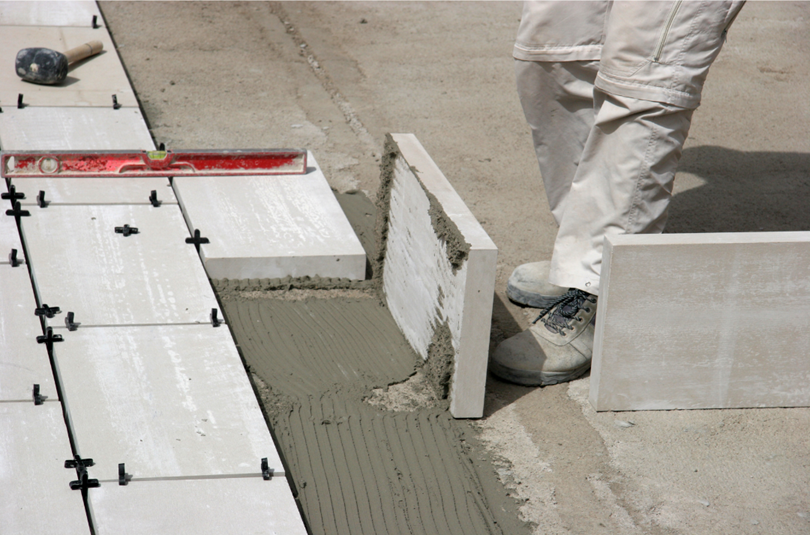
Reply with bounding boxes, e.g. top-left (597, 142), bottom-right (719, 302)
top-left (173, 151), bottom-right (366, 280)
top-left (54, 325), bottom-right (282, 480)
top-left (0, 25), bottom-right (136, 108)
top-left (383, 134), bottom-right (497, 418)
top-left (13, 177), bottom-right (176, 205)
top-left (0, 107), bottom-right (154, 150)
top-left (0, 1), bottom-right (101, 27)
top-left (0, 203), bottom-right (24, 258)
top-left (0, 265), bottom-right (57, 401)
top-left (0, 403), bottom-right (90, 534)
top-left (22, 204), bottom-right (218, 327)
top-left (591, 232), bottom-right (810, 411)
top-left (88, 477), bottom-right (307, 535)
